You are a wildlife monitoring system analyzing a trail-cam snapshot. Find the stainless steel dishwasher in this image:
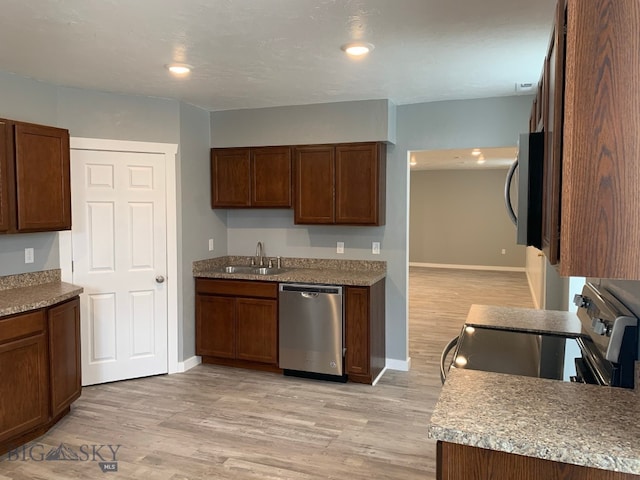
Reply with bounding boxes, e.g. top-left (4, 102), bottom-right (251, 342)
top-left (278, 283), bottom-right (345, 381)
